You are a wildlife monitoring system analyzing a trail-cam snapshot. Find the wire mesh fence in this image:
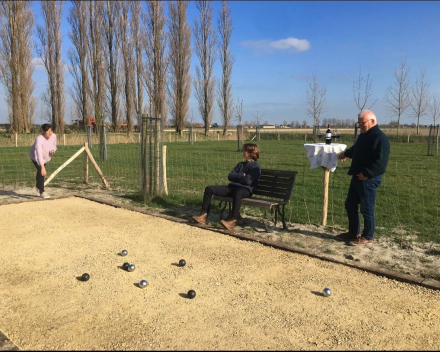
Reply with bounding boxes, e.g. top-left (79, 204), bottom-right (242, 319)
top-left (1, 130), bottom-right (439, 243)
